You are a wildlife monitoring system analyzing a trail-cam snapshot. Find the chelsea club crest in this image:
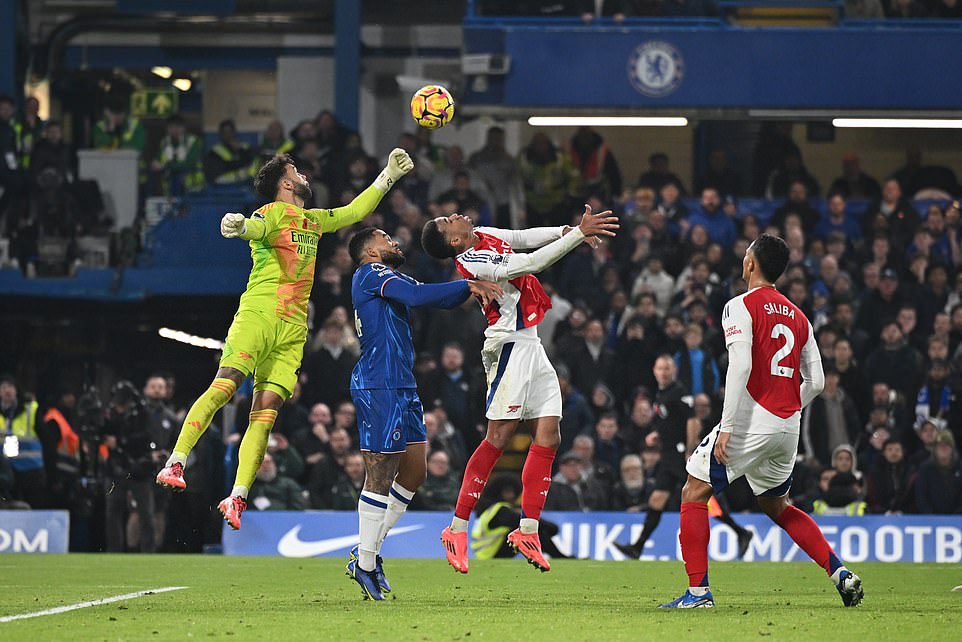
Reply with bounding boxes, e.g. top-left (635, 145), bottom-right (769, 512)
top-left (627, 41), bottom-right (684, 98)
